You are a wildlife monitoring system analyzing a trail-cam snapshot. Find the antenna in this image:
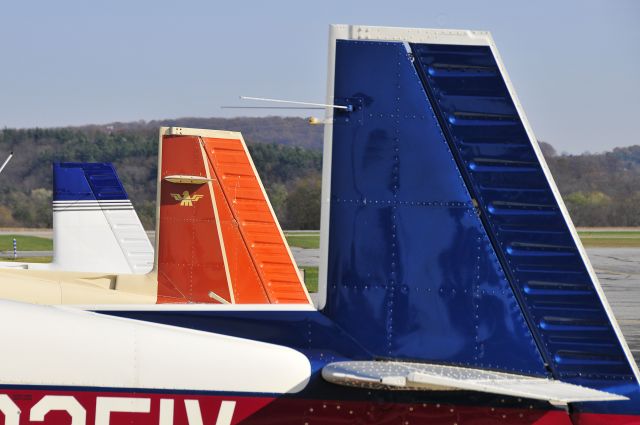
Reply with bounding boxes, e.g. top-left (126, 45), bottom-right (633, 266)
top-left (0, 152), bottom-right (13, 176)
top-left (221, 106), bottom-right (325, 110)
top-left (238, 96), bottom-right (353, 112)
